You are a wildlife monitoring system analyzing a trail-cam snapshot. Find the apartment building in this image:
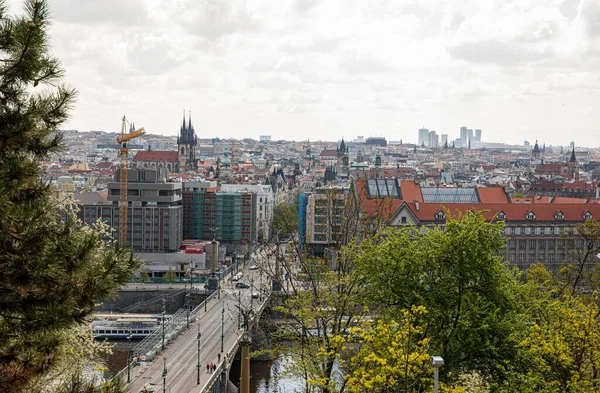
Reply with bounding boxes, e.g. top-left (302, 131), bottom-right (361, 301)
top-left (356, 179), bottom-right (600, 272)
top-left (79, 168), bottom-right (183, 252)
top-left (302, 186), bottom-right (349, 255)
top-left (182, 185), bottom-right (257, 251)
